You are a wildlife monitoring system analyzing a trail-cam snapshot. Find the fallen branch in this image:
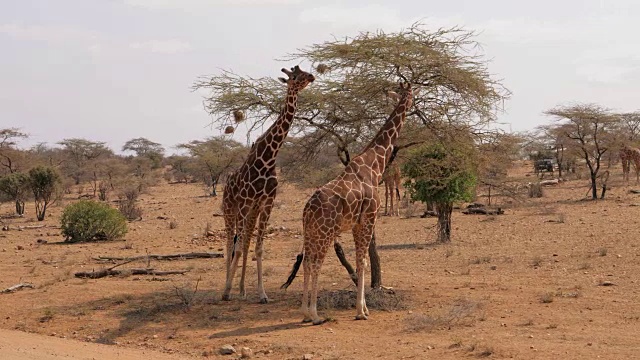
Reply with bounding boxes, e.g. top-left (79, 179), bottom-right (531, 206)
top-left (1, 283), bottom-right (35, 294)
top-left (75, 268), bottom-right (190, 279)
top-left (18, 224), bottom-right (47, 230)
top-left (462, 207), bottom-right (505, 215)
top-left (93, 252), bottom-right (223, 262)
